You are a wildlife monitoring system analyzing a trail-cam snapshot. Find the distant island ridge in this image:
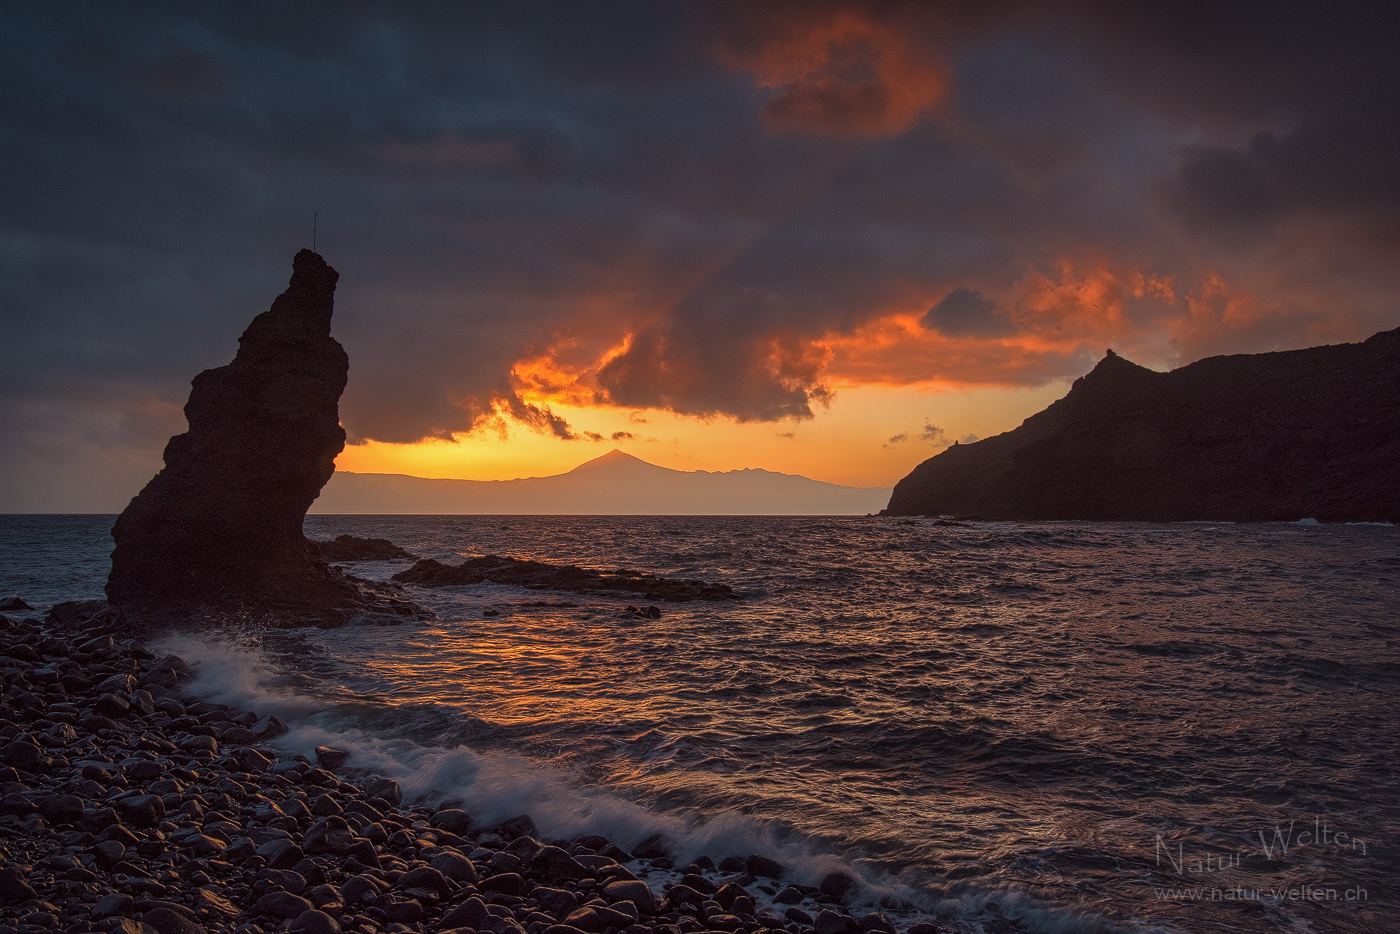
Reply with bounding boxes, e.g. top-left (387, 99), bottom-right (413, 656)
top-left (885, 325), bottom-right (1400, 523)
top-left (314, 449), bottom-right (892, 515)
